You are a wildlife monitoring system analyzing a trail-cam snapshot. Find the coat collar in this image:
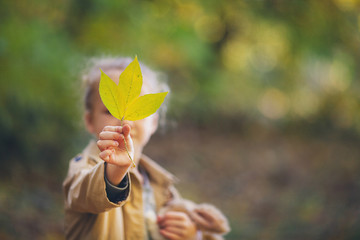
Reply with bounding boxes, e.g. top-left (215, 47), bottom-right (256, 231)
top-left (138, 155), bottom-right (178, 186)
top-left (84, 140), bottom-right (178, 186)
